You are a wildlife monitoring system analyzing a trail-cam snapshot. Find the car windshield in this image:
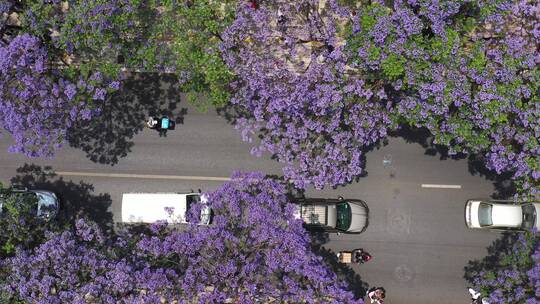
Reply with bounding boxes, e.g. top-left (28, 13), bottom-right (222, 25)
top-left (36, 193), bottom-right (56, 207)
top-left (478, 203), bottom-right (493, 226)
top-left (336, 202), bottom-right (351, 231)
top-left (522, 204), bottom-right (537, 229)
